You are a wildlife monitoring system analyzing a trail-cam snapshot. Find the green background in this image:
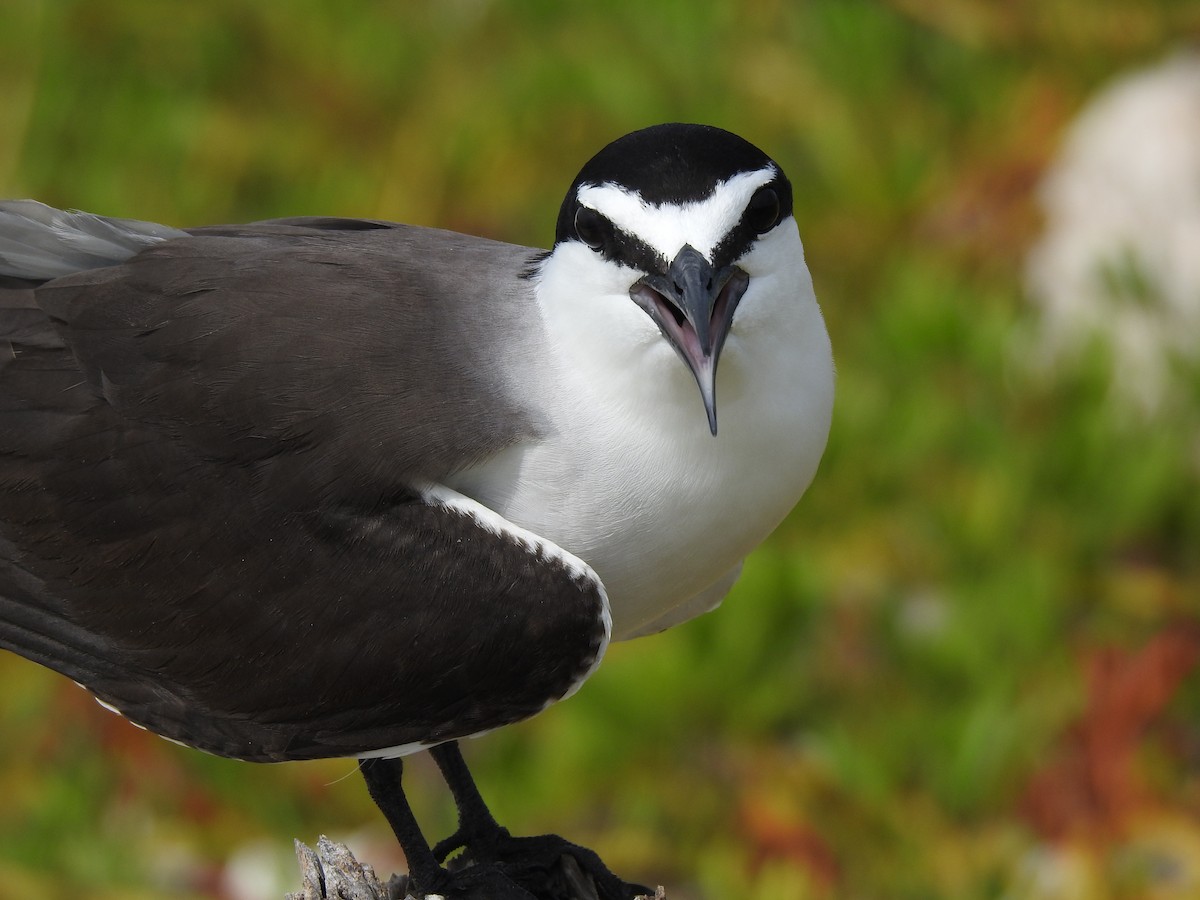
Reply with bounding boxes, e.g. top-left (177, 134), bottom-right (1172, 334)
top-left (2, 2), bottom-right (1199, 898)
